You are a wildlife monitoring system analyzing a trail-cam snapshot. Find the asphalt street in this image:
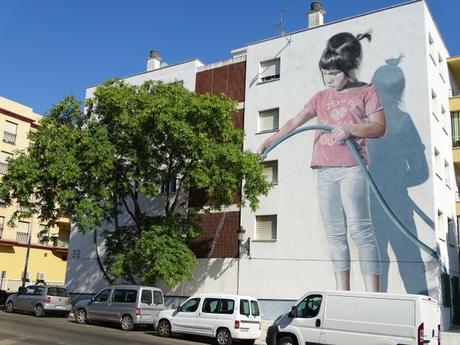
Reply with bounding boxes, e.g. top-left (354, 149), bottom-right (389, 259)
top-left (0, 310), bottom-right (212, 345)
